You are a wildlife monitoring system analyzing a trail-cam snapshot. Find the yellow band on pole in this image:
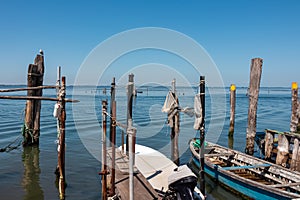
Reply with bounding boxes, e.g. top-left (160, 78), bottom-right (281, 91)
top-left (292, 82), bottom-right (298, 90)
top-left (230, 84), bottom-right (236, 91)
